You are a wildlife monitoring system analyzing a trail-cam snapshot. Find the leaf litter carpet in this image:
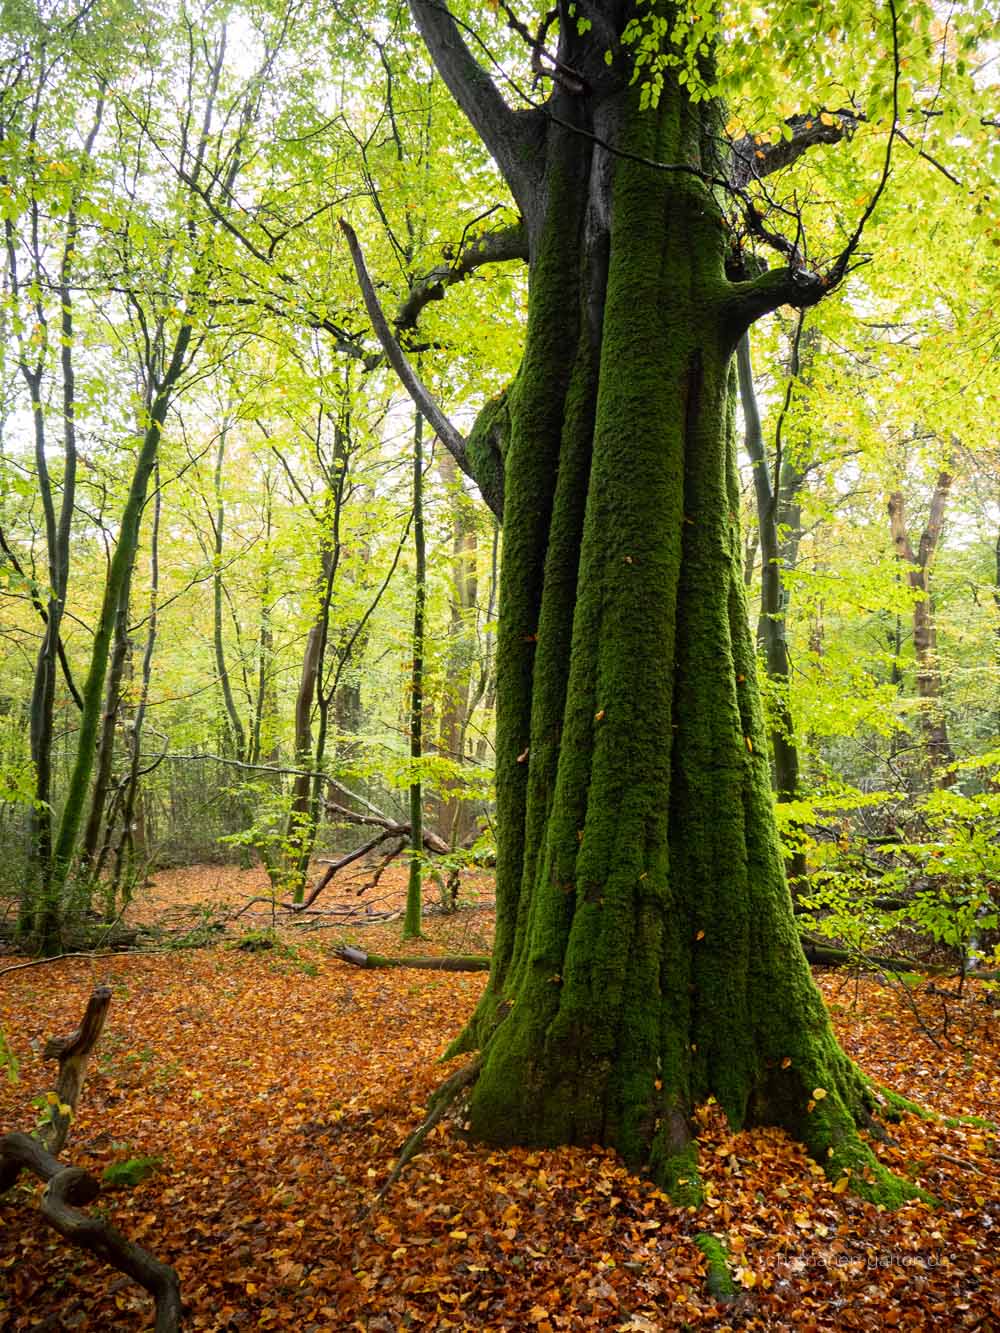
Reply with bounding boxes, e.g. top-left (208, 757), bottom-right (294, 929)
top-left (1, 863), bottom-right (998, 1331)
